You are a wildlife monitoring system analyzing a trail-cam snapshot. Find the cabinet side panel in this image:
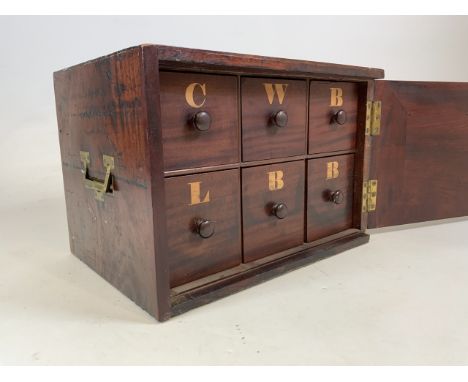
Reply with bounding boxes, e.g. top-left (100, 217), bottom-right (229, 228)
top-left (54, 47), bottom-right (159, 317)
top-left (369, 81), bottom-right (468, 228)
